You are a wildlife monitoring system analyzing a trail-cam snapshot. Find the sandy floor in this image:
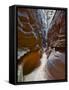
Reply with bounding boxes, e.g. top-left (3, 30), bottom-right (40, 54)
top-left (23, 52), bottom-right (48, 82)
